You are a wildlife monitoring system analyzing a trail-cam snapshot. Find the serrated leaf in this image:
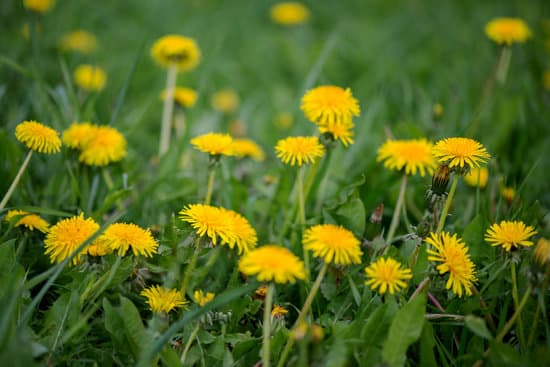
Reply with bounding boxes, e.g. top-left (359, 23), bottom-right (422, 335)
top-left (464, 315), bottom-right (493, 340)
